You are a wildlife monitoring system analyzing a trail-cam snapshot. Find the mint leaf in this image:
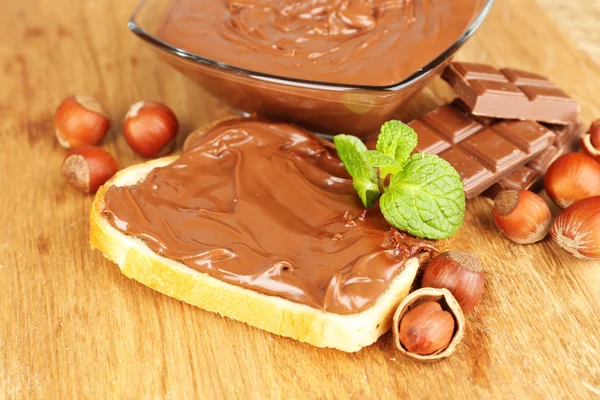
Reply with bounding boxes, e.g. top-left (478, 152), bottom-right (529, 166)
top-left (379, 153), bottom-right (465, 240)
top-left (376, 120), bottom-right (418, 166)
top-left (363, 150), bottom-right (403, 178)
top-left (333, 135), bottom-right (380, 208)
top-left (334, 122), bottom-right (465, 240)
